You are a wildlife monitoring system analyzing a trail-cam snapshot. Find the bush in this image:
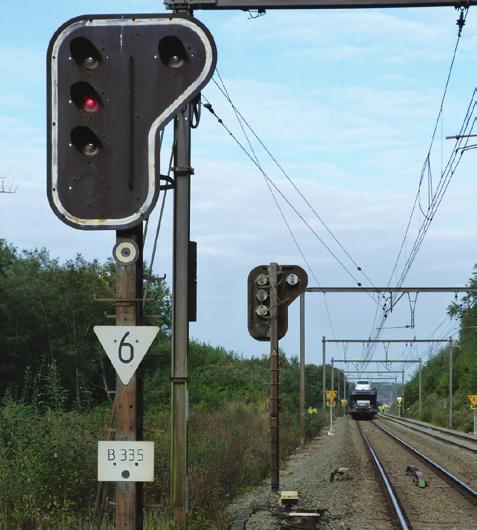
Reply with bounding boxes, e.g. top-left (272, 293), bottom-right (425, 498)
top-left (0, 399), bottom-right (109, 529)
